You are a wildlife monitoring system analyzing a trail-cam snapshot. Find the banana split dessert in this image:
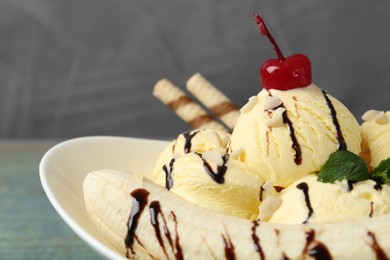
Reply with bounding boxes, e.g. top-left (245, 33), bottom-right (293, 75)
top-left (83, 14), bottom-right (390, 259)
